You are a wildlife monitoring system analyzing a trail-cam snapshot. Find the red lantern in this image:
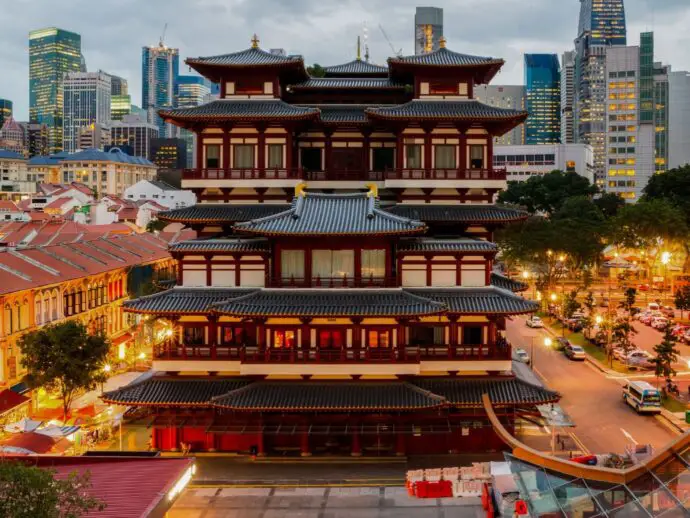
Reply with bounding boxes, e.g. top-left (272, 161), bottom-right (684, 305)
top-left (515, 500), bottom-right (529, 515)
